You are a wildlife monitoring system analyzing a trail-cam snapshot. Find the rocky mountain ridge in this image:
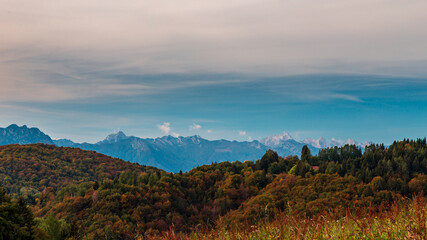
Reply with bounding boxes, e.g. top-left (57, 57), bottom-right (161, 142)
top-left (0, 124), bottom-right (373, 172)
